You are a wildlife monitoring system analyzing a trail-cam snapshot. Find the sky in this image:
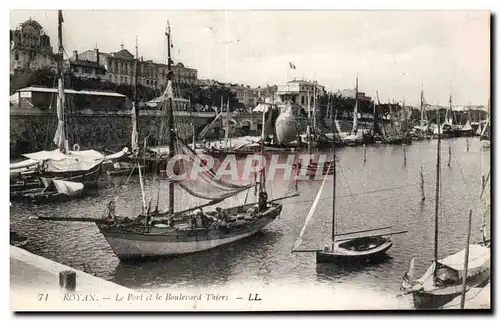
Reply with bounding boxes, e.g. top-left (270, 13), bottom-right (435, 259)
top-left (9, 10), bottom-right (491, 107)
